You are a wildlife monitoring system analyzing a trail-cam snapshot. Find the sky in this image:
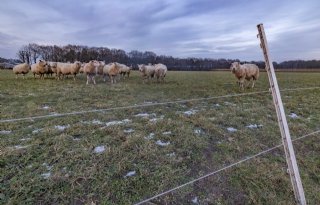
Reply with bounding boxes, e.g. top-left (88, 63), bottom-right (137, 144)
top-left (0, 0), bottom-right (319, 62)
